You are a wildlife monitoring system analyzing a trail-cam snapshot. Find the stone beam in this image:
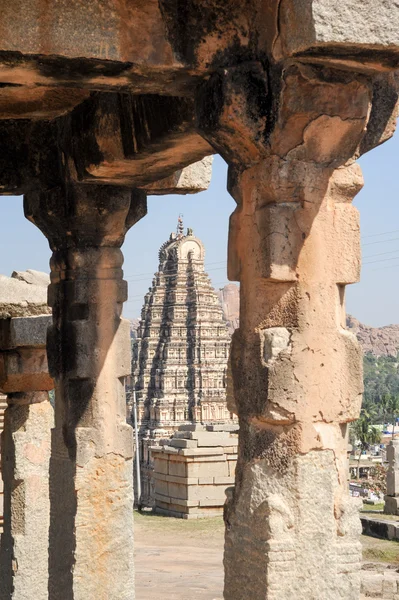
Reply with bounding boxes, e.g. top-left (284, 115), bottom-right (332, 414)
top-left (0, 0), bottom-right (397, 101)
top-left (196, 60), bottom-right (395, 600)
top-left (276, 0), bottom-right (399, 70)
top-left (0, 95), bottom-right (214, 195)
top-left (0, 314), bottom-right (53, 600)
top-left (143, 156), bottom-right (213, 196)
top-left (24, 183), bottom-right (146, 600)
